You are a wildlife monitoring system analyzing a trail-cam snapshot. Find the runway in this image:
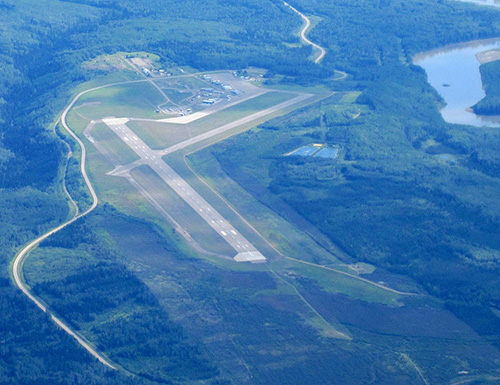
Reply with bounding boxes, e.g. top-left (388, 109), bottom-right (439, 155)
top-left (157, 92), bottom-right (312, 157)
top-left (102, 117), bottom-right (266, 262)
